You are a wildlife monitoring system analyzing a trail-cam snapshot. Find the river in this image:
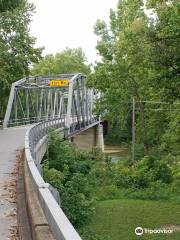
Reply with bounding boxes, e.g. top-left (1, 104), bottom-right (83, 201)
top-left (104, 145), bottom-right (128, 163)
